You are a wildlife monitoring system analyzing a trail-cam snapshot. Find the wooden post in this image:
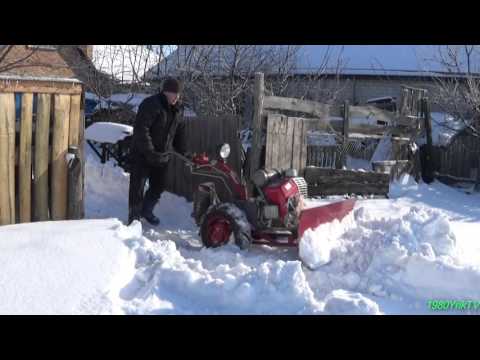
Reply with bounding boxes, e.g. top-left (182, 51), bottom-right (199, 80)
top-left (51, 94), bottom-right (70, 220)
top-left (34, 94), bottom-right (51, 221)
top-left (422, 97), bottom-right (434, 183)
top-left (19, 93), bottom-right (33, 223)
top-left (67, 146), bottom-right (82, 219)
top-left (78, 90), bottom-right (86, 218)
top-left (248, 72), bottom-right (265, 187)
top-left (343, 100), bottom-right (350, 142)
top-left (0, 93), bottom-right (16, 225)
top-left (342, 100), bottom-right (350, 168)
